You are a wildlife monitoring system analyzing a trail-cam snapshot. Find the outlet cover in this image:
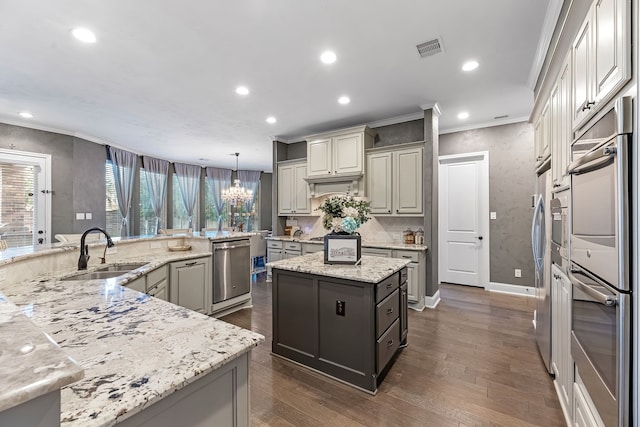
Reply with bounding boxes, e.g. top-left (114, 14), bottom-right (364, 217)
top-left (0, 269), bottom-right (6, 281)
top-left (490, 212), bottom-right (497, 220)
top-left (86, 212), bottom-right (92, 220)
top-left (515, 269), bottom-right (522, 278)
top-left (75, 212), bottom-right (85, 220)
top-left (106, 247), bottom-right (117, 255)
